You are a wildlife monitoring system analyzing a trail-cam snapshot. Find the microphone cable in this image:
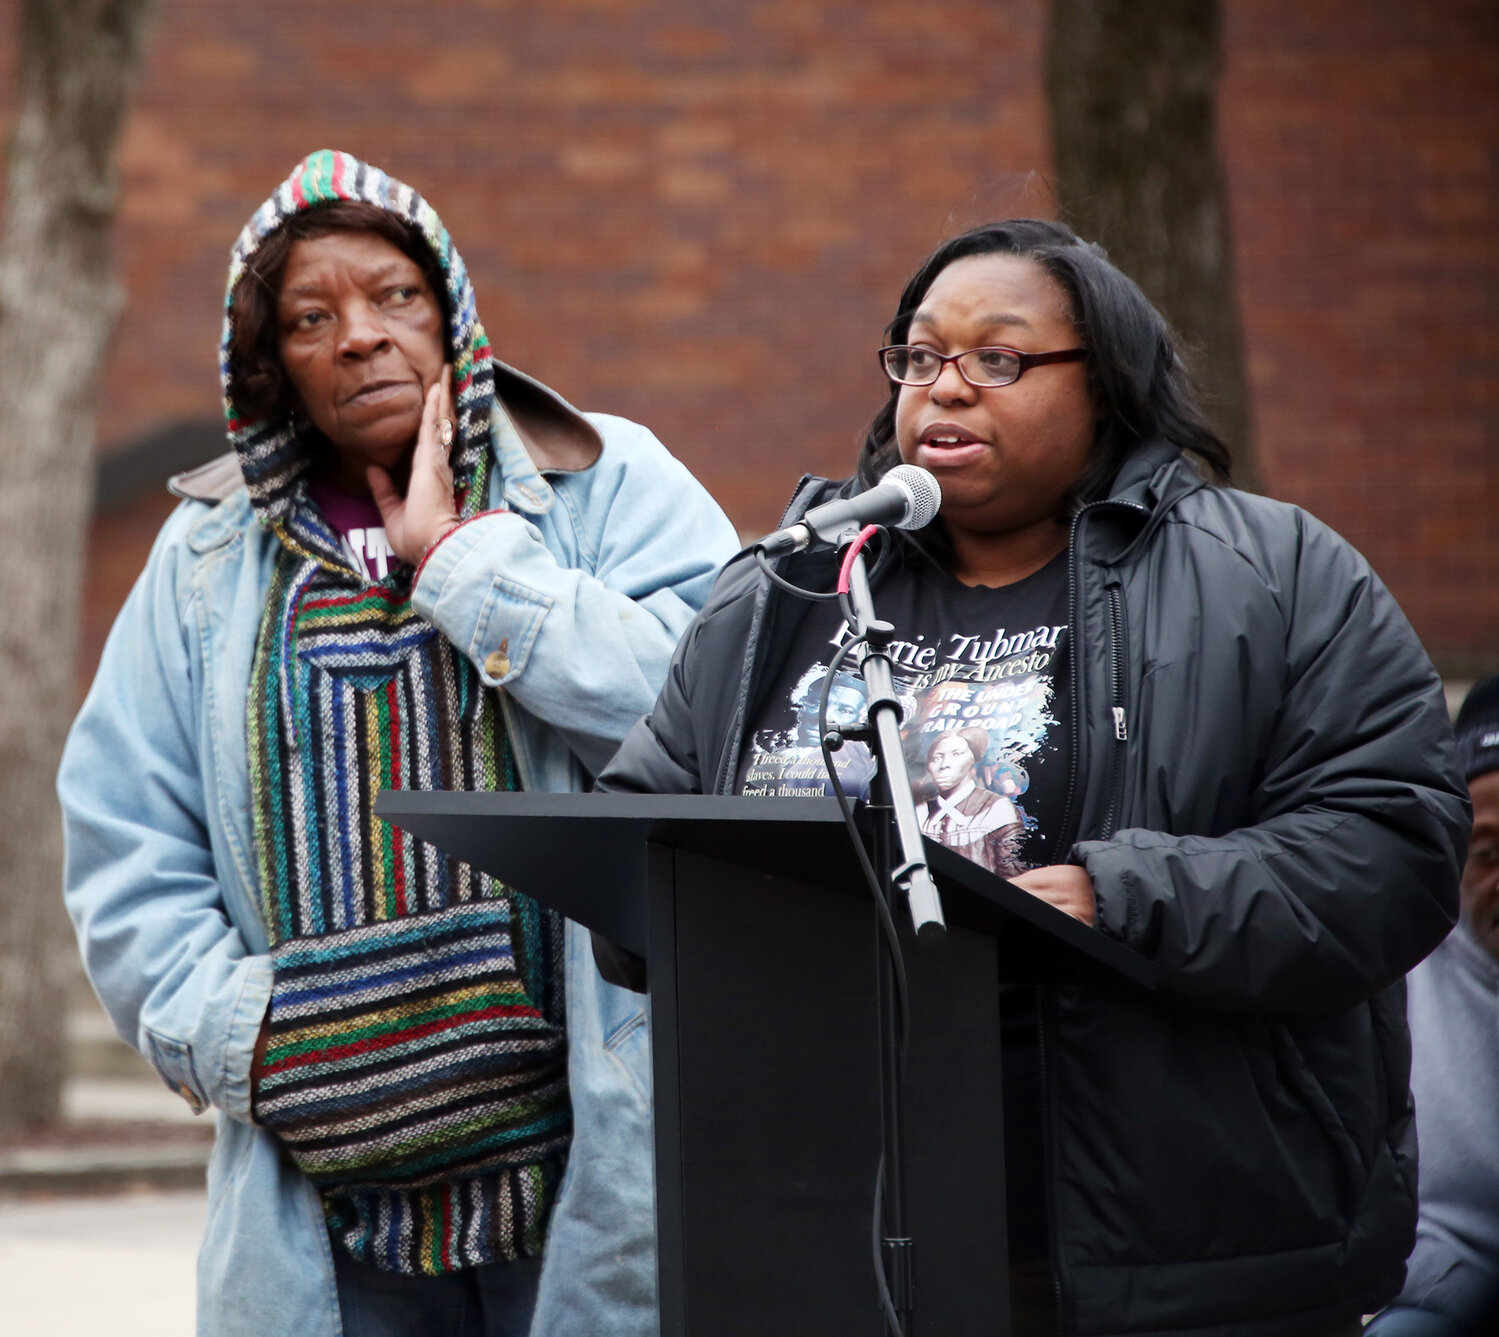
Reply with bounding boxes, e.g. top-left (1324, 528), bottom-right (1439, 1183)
top-left (756, 526), bottom-right (912, 1336)
top-left (818, 620), bottom-right (911, 1337)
